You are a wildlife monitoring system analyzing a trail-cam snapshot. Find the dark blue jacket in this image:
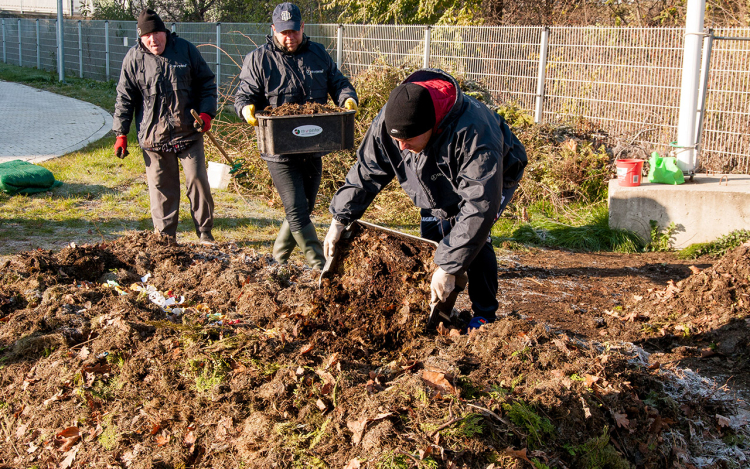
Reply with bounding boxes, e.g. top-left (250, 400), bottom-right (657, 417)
top-left (329, 69), bottom-right (527, 274)
top-left (113, 33), bottom-right (217, 149)
top-left (234, 35), bottom-right (358, 161)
